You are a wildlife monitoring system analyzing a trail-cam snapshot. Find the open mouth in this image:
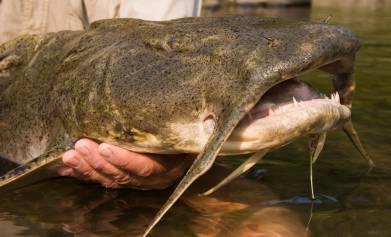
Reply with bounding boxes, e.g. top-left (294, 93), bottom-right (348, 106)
top-left (204, 78), bottom-right (352, 197)
top-left (223, 78), bottom-right (351, 154)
